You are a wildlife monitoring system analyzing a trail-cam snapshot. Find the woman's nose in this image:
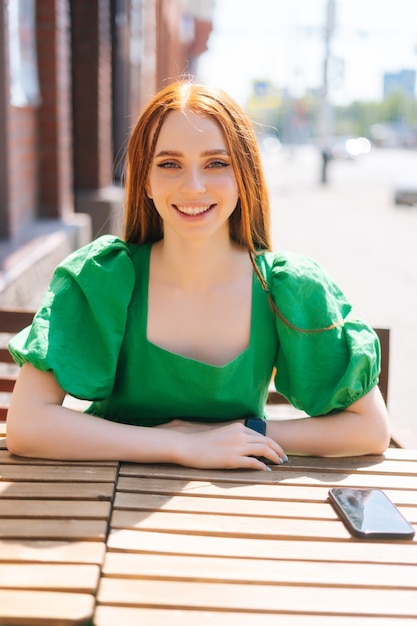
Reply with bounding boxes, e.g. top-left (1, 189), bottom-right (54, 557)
top-left (181, 167), bottom-right (206, 193)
